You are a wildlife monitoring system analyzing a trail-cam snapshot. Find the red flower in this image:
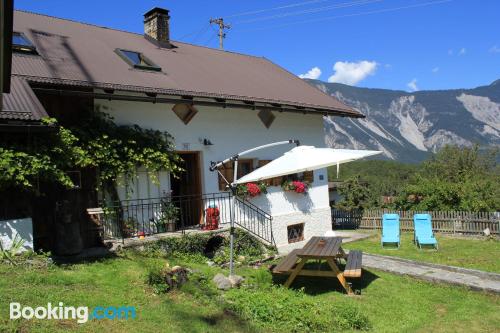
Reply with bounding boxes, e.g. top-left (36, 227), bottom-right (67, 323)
top-left (292, 181), bottom-right (307, 193)
top-left (246, 183), bottom-right (261, 197)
